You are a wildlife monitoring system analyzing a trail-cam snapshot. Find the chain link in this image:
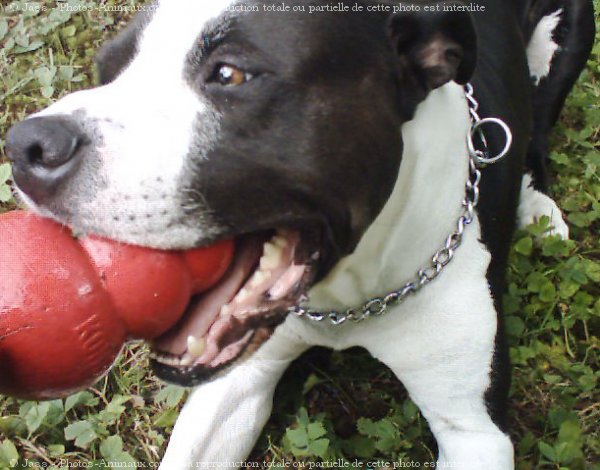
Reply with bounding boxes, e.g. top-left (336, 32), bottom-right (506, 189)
top-left (290, 84), bottom-right (511, 326)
